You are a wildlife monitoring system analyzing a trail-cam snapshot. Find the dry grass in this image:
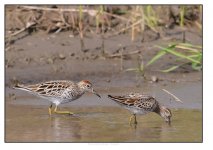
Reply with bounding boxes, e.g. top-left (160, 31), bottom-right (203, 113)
top-left (5, 5), bottom-right (202, 38)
